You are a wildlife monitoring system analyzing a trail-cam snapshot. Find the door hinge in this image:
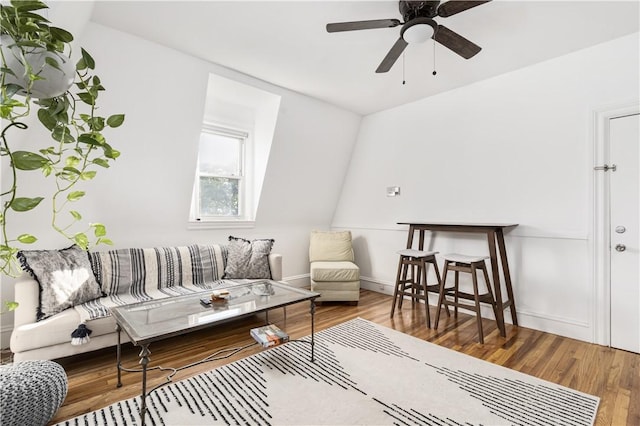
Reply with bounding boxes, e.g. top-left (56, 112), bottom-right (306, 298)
top-left (594, 164), bottom-right (617, 172)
